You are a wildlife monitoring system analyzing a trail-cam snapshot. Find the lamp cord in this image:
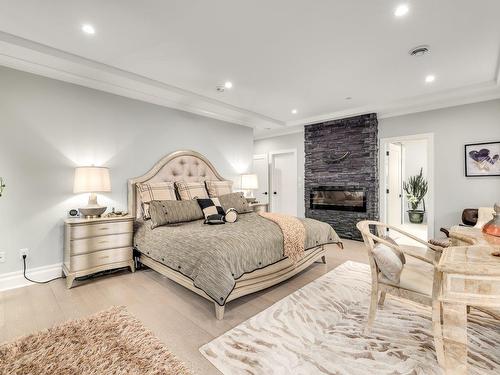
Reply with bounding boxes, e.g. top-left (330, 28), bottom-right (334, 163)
top-left (22, 255), bottom-right (63, 284)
